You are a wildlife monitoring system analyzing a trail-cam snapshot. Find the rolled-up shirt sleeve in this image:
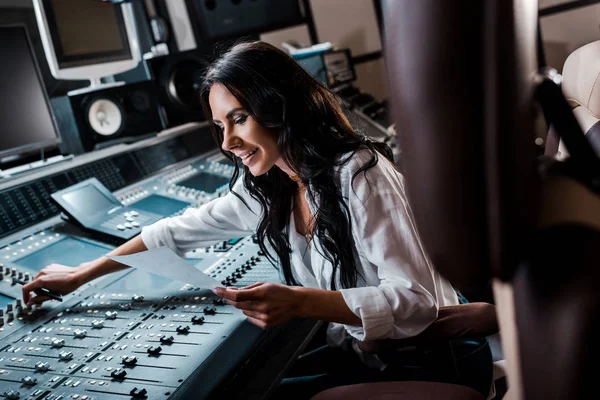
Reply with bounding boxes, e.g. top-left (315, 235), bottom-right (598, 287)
top-left (141, 178), bottom-right (261, 256)
top-left (338, 155), bottom-right (439, 341)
